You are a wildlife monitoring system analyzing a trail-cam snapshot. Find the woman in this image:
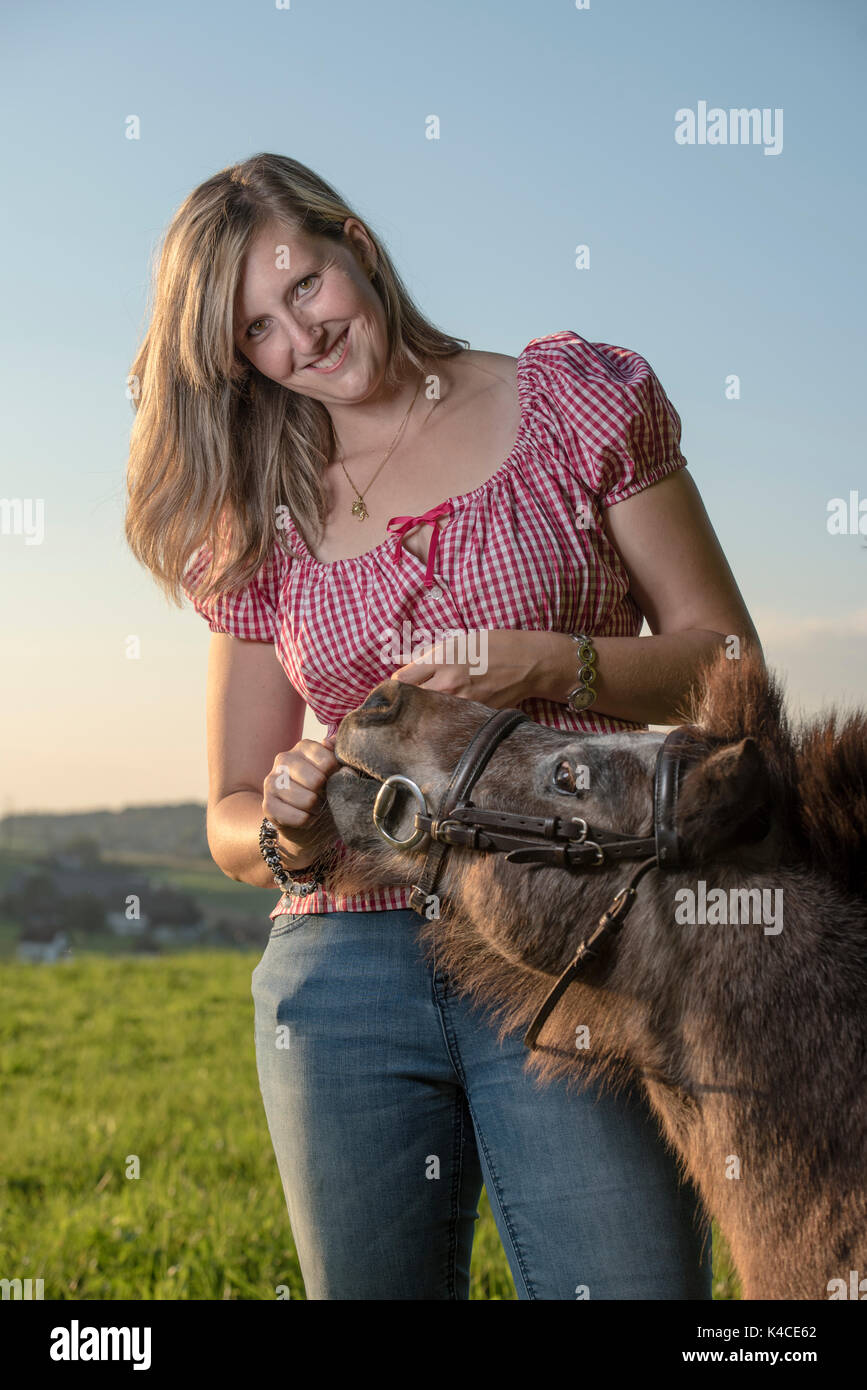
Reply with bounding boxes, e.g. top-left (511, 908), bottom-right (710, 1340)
top-left (126, 152), bottom-right (762, 1300)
